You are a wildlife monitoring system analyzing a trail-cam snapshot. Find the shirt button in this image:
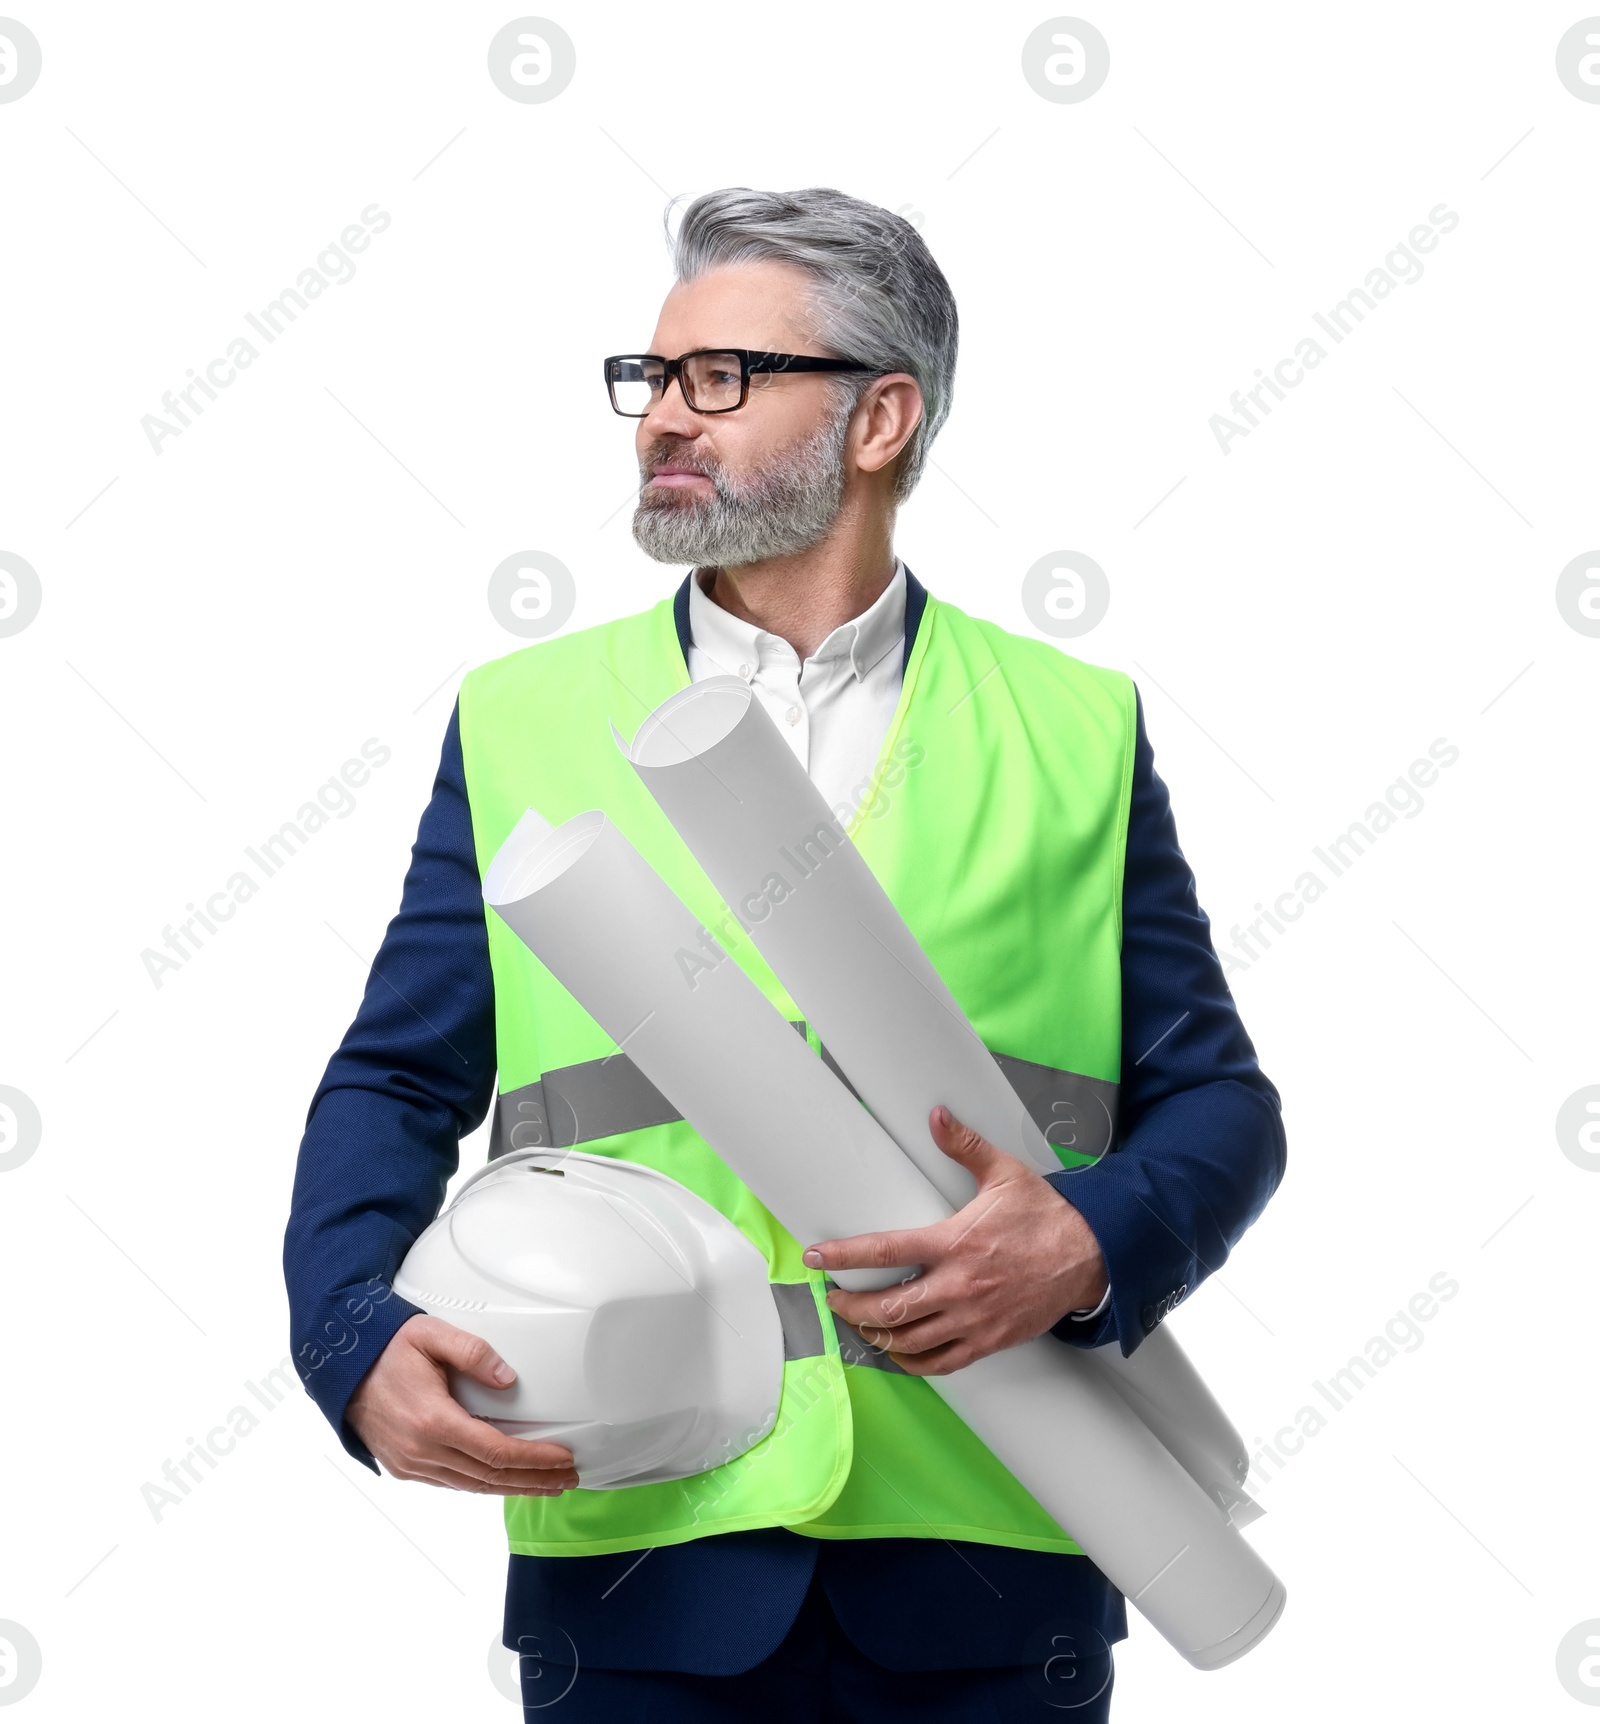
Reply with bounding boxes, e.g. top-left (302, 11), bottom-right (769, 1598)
top-left (738, 663), bottom-right (752, 680)
top-left (785, 705), bottom-right (801, 726)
